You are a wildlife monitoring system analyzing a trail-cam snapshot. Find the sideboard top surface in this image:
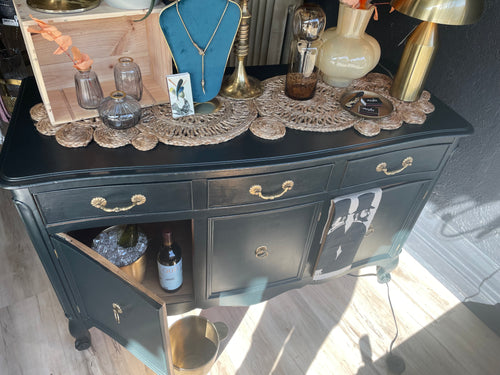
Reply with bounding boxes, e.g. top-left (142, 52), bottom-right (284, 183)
top-left (0, 67), bottom-right (473, 188)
